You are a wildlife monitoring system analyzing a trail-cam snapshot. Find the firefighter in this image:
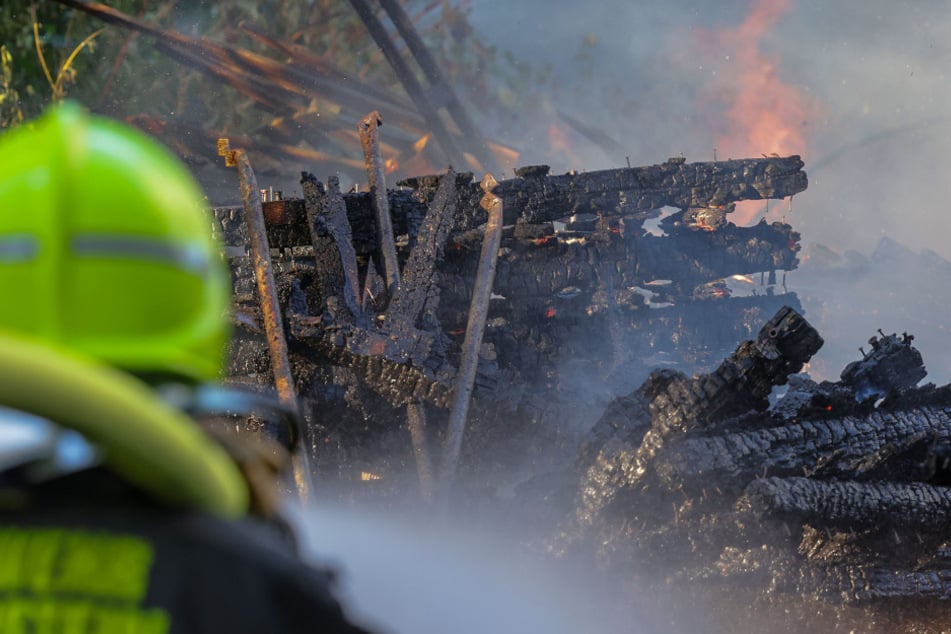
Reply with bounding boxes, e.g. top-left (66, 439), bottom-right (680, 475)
top-left (0, 103), bottom-right (373, 633)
